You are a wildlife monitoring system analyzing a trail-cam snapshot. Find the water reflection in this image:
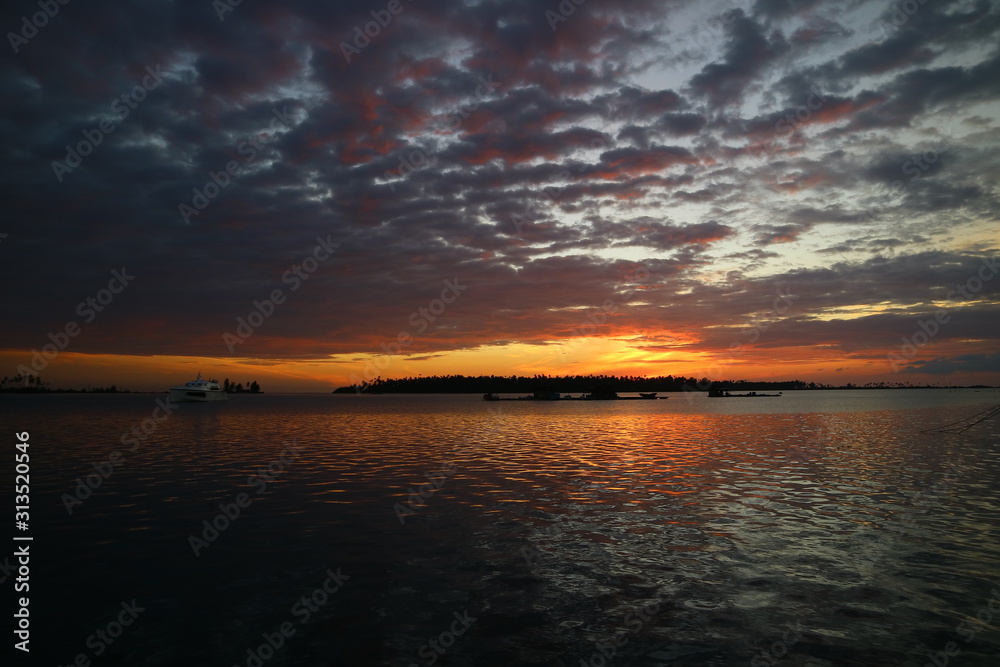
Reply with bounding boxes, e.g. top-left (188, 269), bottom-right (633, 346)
top-left (4, 391), bottom-right (998, 665)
